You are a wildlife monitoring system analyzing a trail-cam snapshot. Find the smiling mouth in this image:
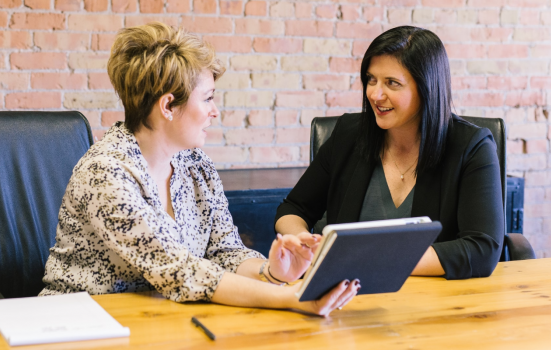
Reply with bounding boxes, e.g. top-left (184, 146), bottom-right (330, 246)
top-left (376, 106), bottom-right (394, 112)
